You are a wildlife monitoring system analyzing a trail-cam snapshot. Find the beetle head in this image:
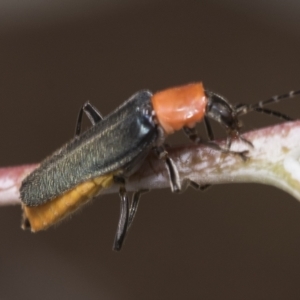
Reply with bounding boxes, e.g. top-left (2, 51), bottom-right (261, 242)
top-left (205, 91), bottom-right (242, 135)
